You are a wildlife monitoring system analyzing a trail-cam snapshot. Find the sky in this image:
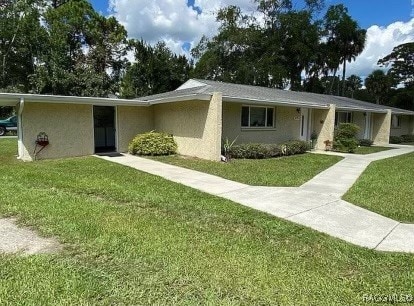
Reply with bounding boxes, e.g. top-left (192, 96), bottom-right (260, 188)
top-left (90, 0), bottom-right (414, 79)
